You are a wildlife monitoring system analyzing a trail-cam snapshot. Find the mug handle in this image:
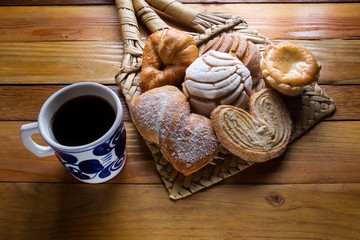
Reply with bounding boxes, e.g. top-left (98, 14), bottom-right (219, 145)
top-left (20, 122), bottom-right (54, 157)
